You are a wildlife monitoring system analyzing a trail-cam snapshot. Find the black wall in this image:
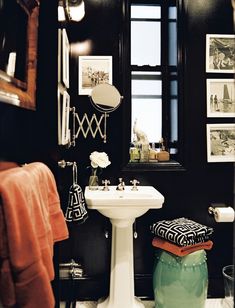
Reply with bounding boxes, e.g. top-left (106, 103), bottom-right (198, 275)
top-left (0, 0), bottom-right (234, 304)
top-left (57, 0), bottom-right (234, 301)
